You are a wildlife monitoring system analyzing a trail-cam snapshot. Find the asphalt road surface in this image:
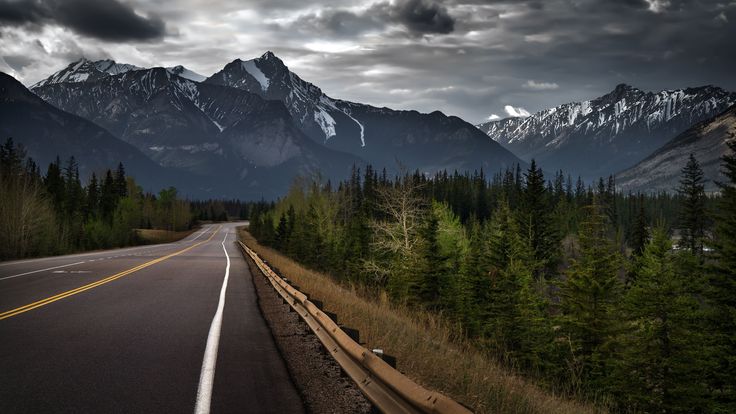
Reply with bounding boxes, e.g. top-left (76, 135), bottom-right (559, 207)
top-left (0, 223), bottom-right (304, 414)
